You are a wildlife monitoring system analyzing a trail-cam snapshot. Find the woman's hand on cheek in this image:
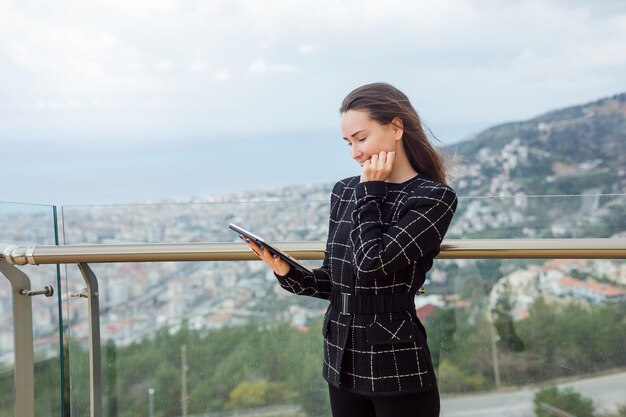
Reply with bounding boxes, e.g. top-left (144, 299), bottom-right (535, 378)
top-left (360, 151), bottom-right (395, 183)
